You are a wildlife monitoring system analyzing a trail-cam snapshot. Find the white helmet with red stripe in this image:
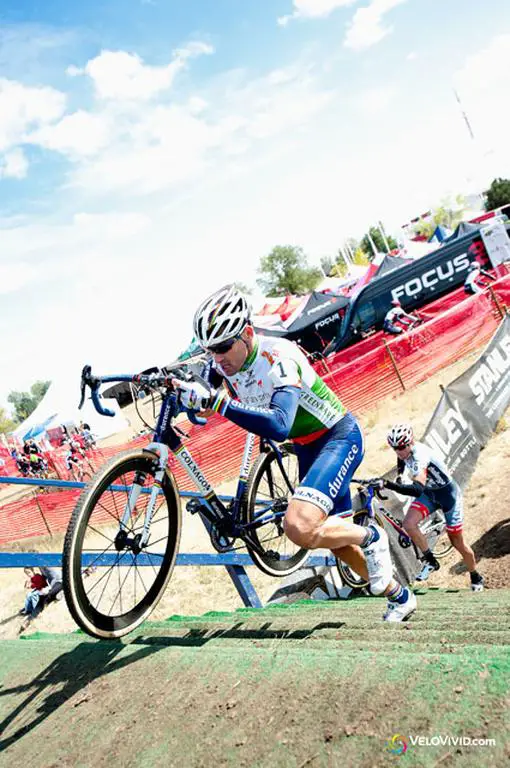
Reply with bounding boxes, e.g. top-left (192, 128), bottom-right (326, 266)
top-left (387, 423), bottom-right (414, 449)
